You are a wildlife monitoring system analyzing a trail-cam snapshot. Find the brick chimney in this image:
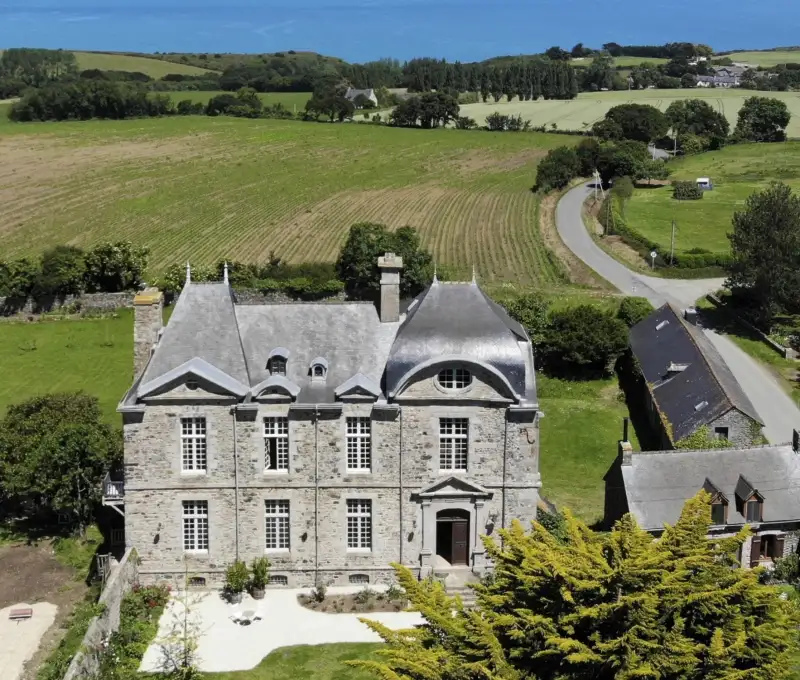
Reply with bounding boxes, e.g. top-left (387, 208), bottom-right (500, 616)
top-left (377, 252), bottom-right (403, 323)
top-left (133, 288), bottom-right (163, 379)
